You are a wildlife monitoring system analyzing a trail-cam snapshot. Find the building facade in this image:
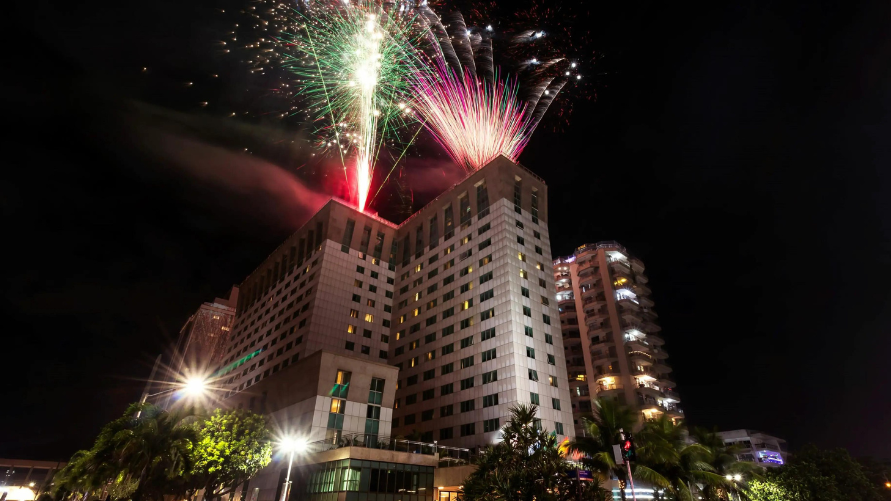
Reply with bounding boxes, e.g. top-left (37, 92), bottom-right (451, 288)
top-left (171, 287), bottom-right (239, 376)
top-left (553, 242), bottom-right (681, 436)
top-left (218, 156), bottom-right (574, 450)
top-left (717, 429), bottom-right (788, 468)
